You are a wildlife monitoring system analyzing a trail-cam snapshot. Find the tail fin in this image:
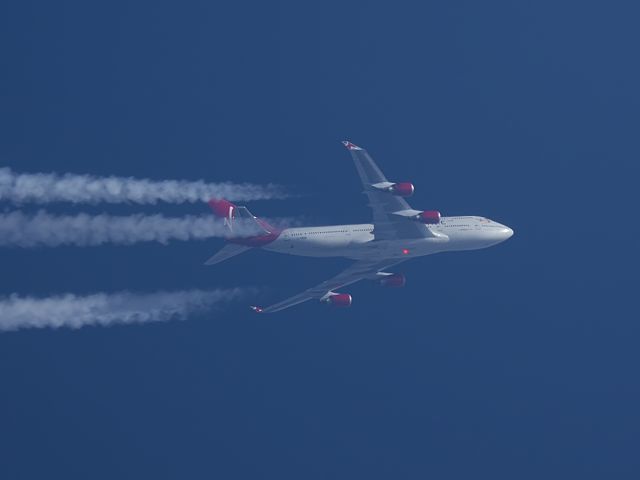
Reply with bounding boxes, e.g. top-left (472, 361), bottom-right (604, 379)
top-left (208, 198), bottom-right (270, 236)
top-left (205, 199), bottom-right (281, 265)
